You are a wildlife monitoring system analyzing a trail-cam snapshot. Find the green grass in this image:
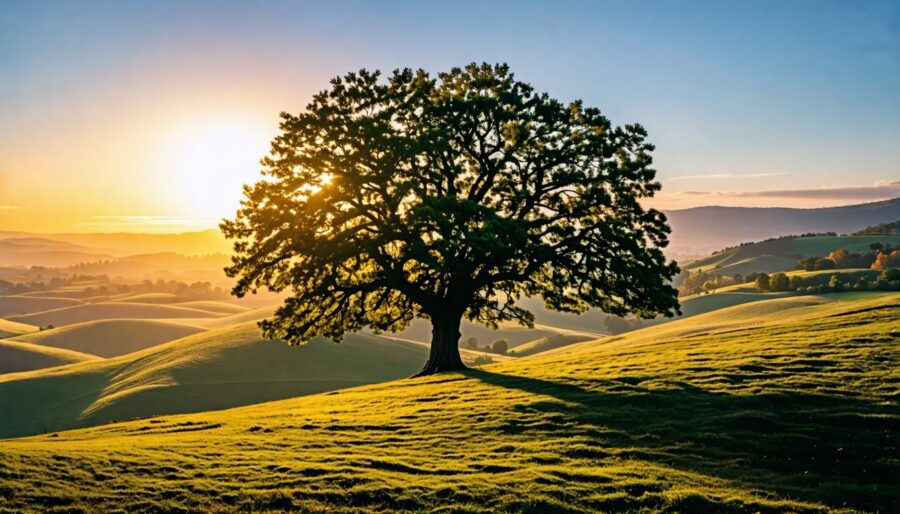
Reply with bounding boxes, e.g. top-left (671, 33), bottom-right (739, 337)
top-left (508, 333), bottom-right (595, 356)
top-left (0, 339), bottom-right (99, 373)
top-left (11, 319), bottom-right (205, 357)
top-left (1, 292), bottom-right (896, 513)
top-left (0, 325), bottom-right (446, 439)
top-left (676, 291), bottom-right (794, 314)
top-left (685, 235), bottom-right (900, 275)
